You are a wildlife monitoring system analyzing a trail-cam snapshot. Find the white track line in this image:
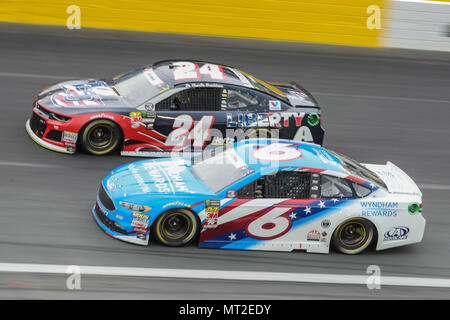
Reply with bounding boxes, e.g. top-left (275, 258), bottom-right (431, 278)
top-left (315, 92), bottom-right (450, 104)
top-left (418, 184), bottom-right (450, 191)
top-left (0, 263), bottom-right (449, 288)
top-left (0, 161), bottom-right (61, 168)
top-left (0, 71), bottom-right (71, 80)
